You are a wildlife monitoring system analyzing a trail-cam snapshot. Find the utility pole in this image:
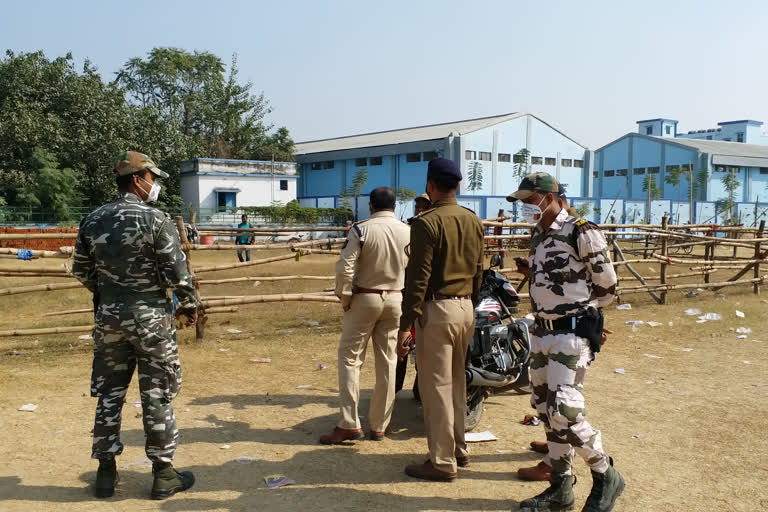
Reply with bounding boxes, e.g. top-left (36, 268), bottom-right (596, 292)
top-left (688, 163), bottom-right (694, 223)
